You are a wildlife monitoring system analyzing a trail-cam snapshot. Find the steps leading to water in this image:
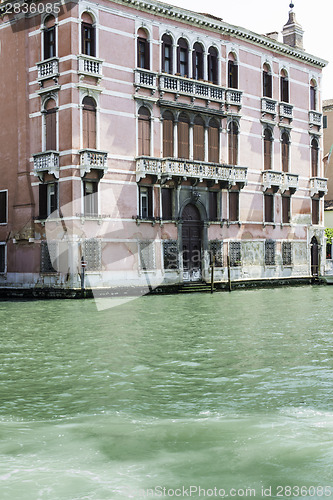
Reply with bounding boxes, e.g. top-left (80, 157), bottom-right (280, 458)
top-left (178, 282), bottom-right (216, 293)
